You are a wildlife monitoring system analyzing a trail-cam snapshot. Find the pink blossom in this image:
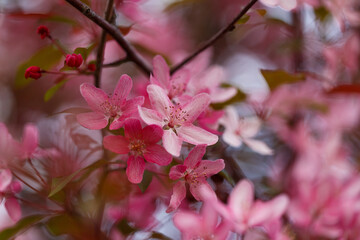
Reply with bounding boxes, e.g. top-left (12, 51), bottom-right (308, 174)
top-left (260, 0), bottom-right (297, 10)
top-left (173, 200), bottom-right (232, 240)
top-left (138, 84), bottom-right (218, 156)
top-left (103, 118), bottom-right (172, 184)
top-left (167, 144), bottom-right (225, 212)
top-left (150, 55), bottom-right (190, 100)
top-left (220, 107), bottom-right (273, 155)
top-left (203, 179), bottom-right (289, 235)
top-left (0, 169), bottom-right (22, 222)
top-left (77, 74), bottom-right (144, 130)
